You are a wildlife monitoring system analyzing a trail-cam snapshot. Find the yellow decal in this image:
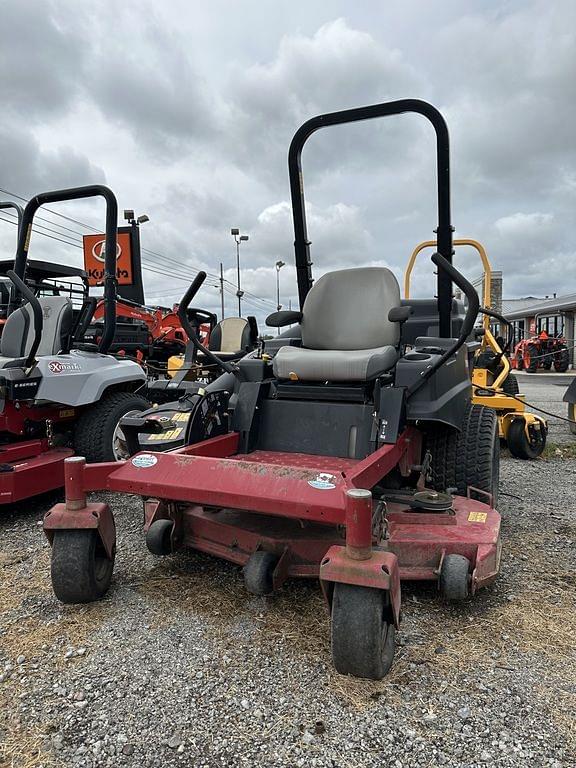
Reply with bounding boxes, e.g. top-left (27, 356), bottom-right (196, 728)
top-left (148, 428), bottom-right (183, 441)
top-left (59, 409), bottom-right (75, 418)
top-left (468, 511), bottom-right (487, 523)
top-left (172, 412), bottom-right (190, 423)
